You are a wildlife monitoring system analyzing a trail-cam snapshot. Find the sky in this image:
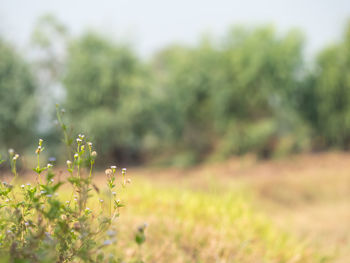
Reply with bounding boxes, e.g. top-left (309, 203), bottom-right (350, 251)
top-left (1, 0), bottom-right (350, 57)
